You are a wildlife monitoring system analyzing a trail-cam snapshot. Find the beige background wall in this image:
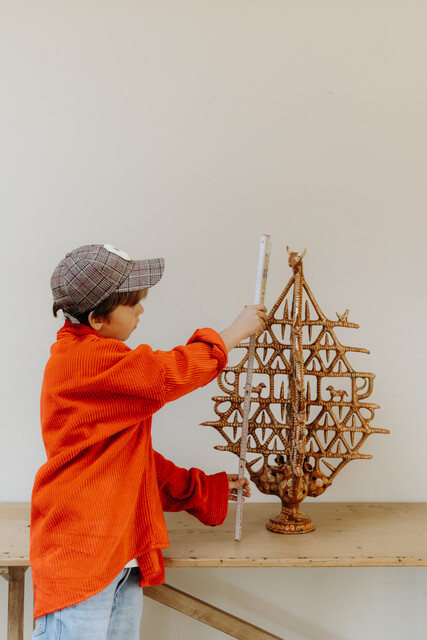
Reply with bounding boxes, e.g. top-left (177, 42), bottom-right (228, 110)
top-left (1, 2), bottom-right (426, 638)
